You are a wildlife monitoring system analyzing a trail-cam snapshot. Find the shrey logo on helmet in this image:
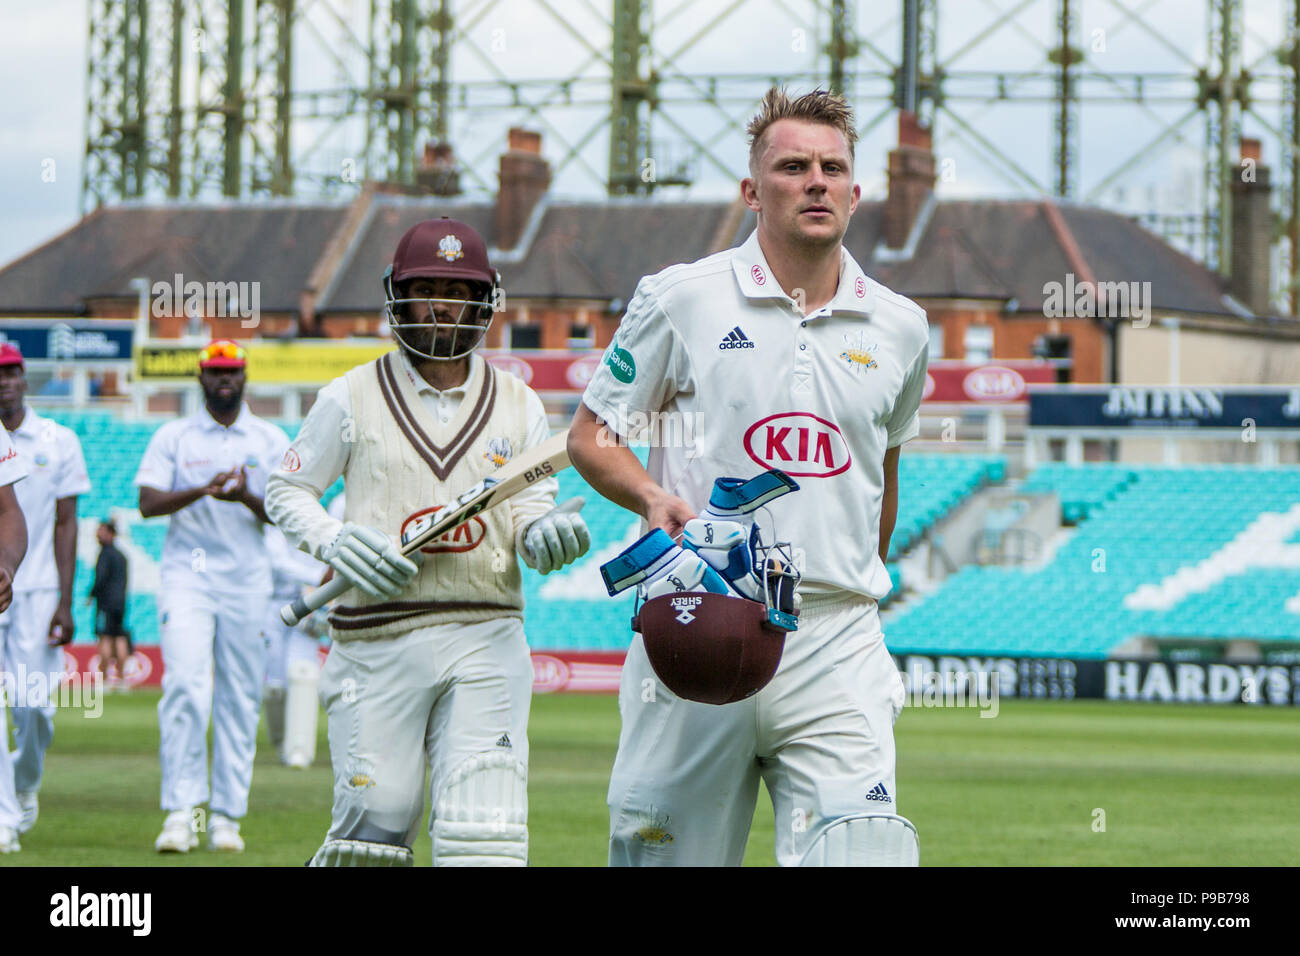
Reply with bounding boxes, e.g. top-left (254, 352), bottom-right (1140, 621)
top-left (743, 412), bottom-right (852, 478)
top-left (670, 595), bottom-right (703, 624)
